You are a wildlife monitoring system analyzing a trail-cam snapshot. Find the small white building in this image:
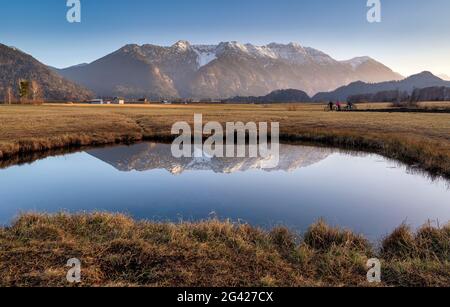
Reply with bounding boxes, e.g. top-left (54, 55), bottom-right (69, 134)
top-left (88, 99), bottom-right (104, 105)
top-left (112, 97), bottom-right (125, 105)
